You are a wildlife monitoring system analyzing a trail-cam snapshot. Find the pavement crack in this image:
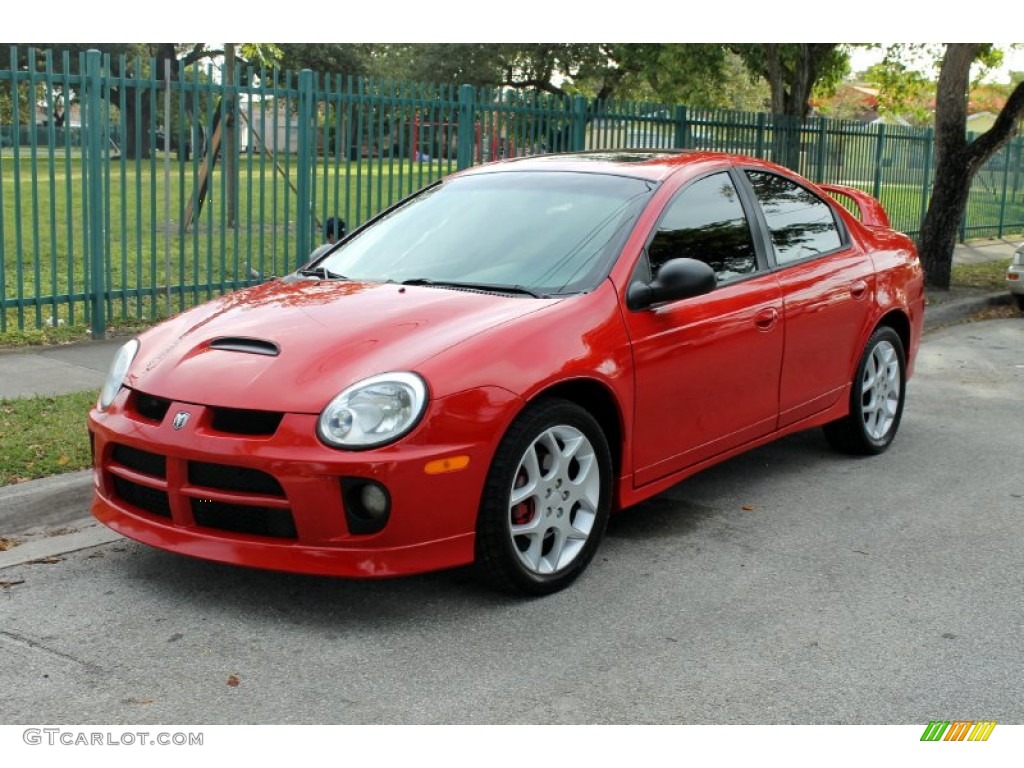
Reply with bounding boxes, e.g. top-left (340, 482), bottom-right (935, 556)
top-left (0, 629), bottom-right (107, 675)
